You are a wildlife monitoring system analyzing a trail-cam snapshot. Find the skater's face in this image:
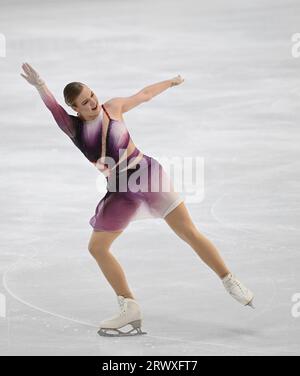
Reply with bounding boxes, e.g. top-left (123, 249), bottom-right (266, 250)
top-left (72, 85), bottom-right (100, 121)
